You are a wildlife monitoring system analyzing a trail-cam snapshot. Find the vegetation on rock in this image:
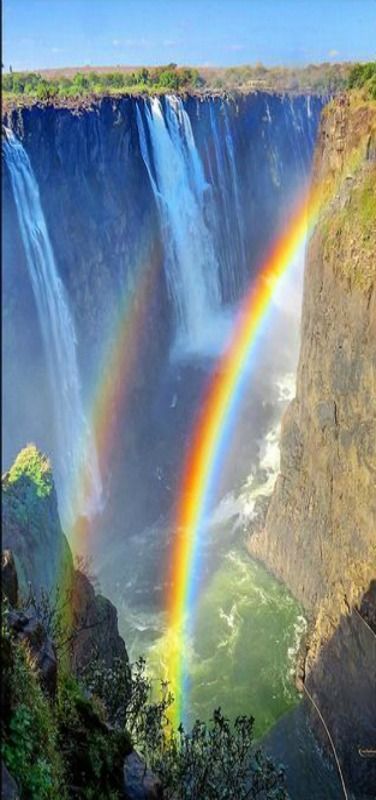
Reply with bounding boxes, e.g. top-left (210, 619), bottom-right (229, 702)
top-left (2, 609), bottom-right (65, 800)
top-left (1, 60), bottom-right (359, 105)
top-left (7, 445), bottom-right (53, 498)
top-left (83, 655), bottom-right (289, 799)
top-left (348, 61), bottom-right (376, 99)
top-left (1, 64), bottom-right (202, 101)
